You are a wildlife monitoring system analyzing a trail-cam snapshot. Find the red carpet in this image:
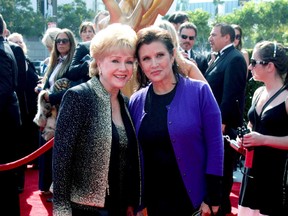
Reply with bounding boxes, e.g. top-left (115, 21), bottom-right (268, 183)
top-left (230, 182), bottom-right (241, 216)
top-left (19, 166), bottom-right (240, 216)
top-left (20, 167), bottom-right (52, 216)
